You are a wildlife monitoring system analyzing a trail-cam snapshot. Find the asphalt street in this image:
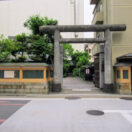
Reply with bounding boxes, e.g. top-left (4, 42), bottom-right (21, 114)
top-left (0, 97), bottom-right (132, 132)
top-left (0, 99), bottom-right (29, 125)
